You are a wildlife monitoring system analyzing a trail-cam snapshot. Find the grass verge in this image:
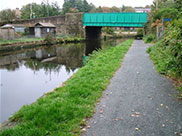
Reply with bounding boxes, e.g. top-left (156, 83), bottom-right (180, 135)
top-left (0, 37), bottom-right (44, 45)
top-left (147, 41), bottom-right (182, 97)
top-left (0, 39), bottom-right (134, 136)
